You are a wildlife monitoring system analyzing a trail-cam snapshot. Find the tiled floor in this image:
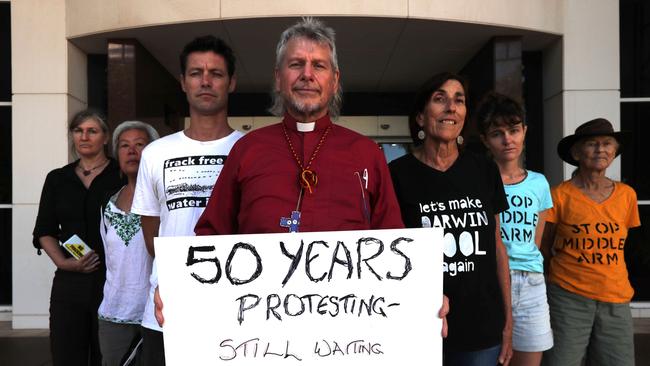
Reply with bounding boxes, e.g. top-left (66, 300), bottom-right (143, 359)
top-left (1, 320), bottom-right (649, 366)
top-left (0, 321), bottom-right (48, 337)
